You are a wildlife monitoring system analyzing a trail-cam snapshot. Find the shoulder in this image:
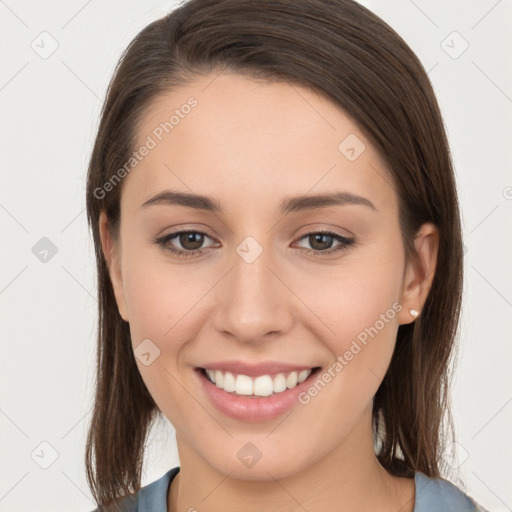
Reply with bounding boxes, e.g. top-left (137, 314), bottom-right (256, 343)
top-left (413, 471), bottom-right (489, 512)
top-left (89, 467), bottom-right (180, 512)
